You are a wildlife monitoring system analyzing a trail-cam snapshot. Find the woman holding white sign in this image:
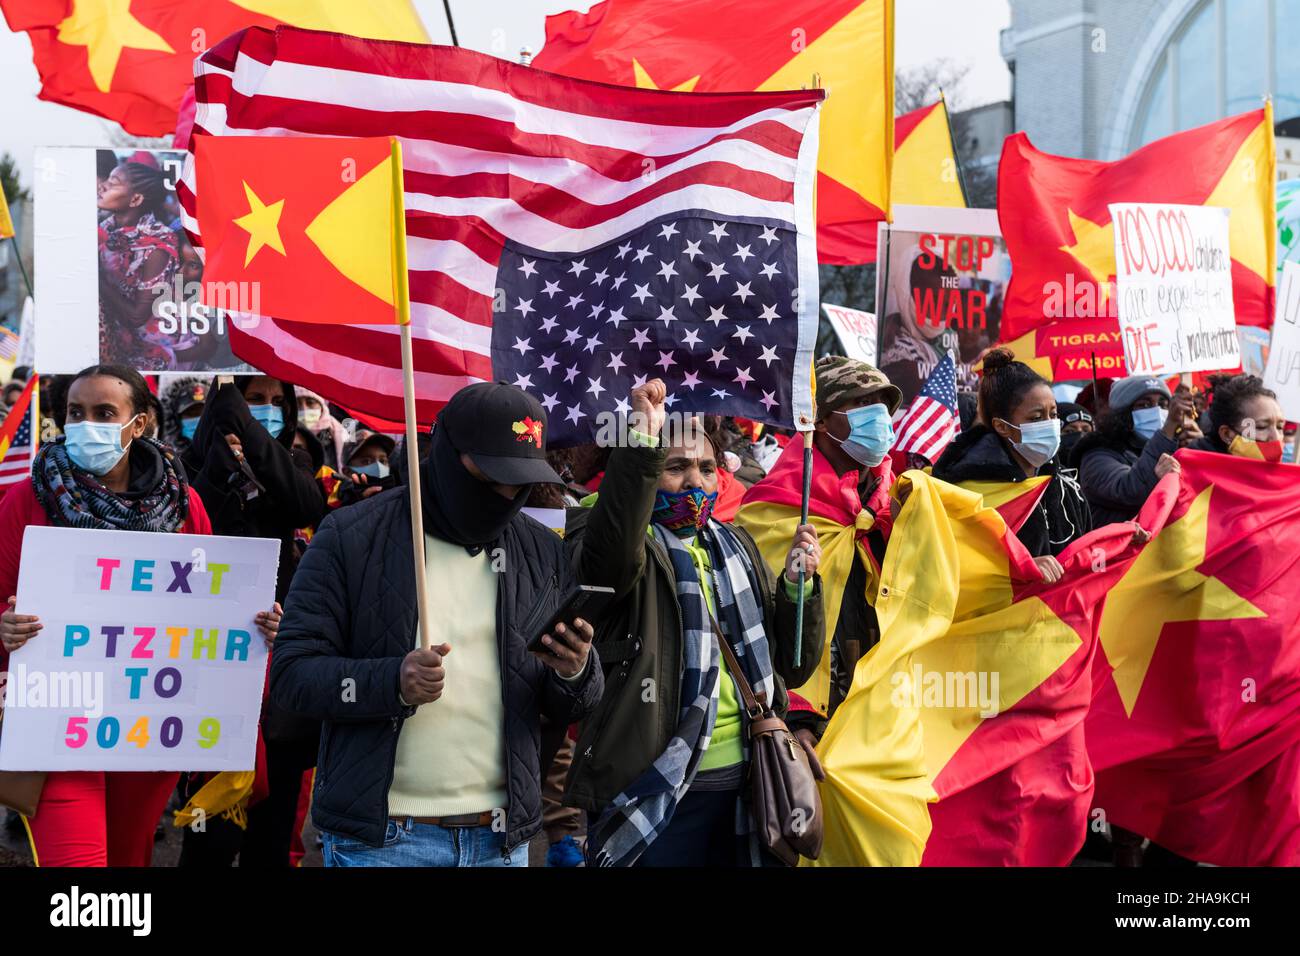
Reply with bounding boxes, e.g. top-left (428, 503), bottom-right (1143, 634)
top-left (0, 364), bottom-right (281, 867)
